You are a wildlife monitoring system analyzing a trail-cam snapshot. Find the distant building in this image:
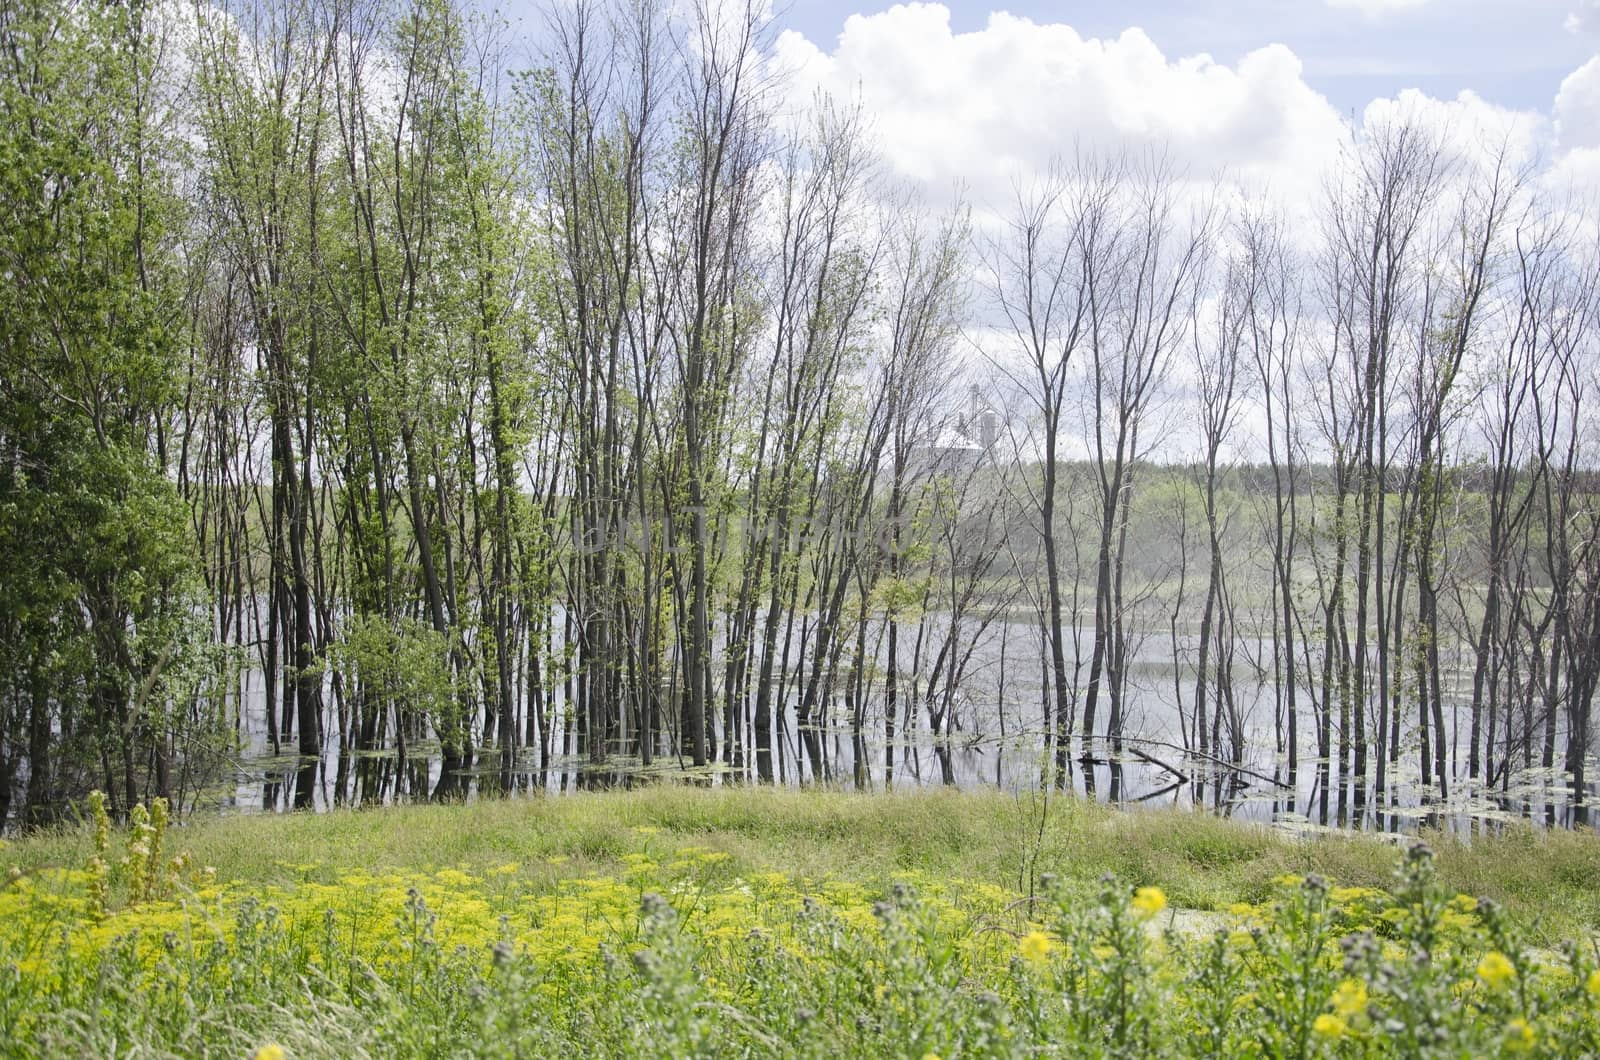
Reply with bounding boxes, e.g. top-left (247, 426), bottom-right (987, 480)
top-left (909, 385), bottom-right (1001, 481)
top-left (962, 384), bottom-right (1000, 452)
